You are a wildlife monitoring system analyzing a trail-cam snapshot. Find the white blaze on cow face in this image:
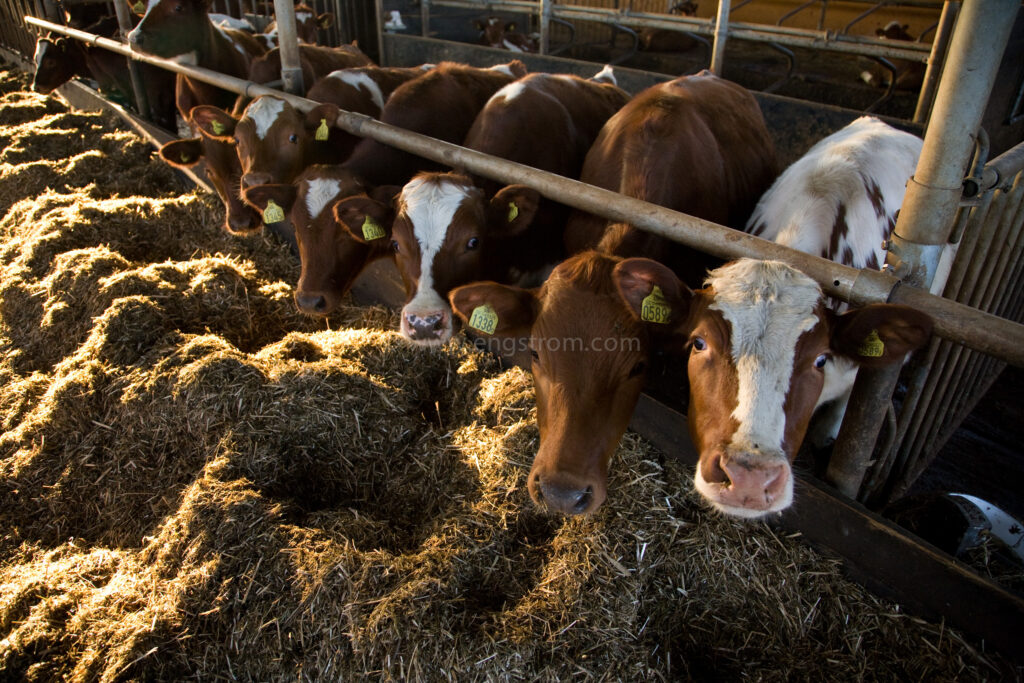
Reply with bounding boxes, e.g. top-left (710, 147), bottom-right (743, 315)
top-left (245, 97), bottom-right (286, 140)
top-left (398, 176), bottom-right (473, 345)
top-left (305, 178), bottom-right (342, 219)
top-left (693, 260), bottom-right (825, 518)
